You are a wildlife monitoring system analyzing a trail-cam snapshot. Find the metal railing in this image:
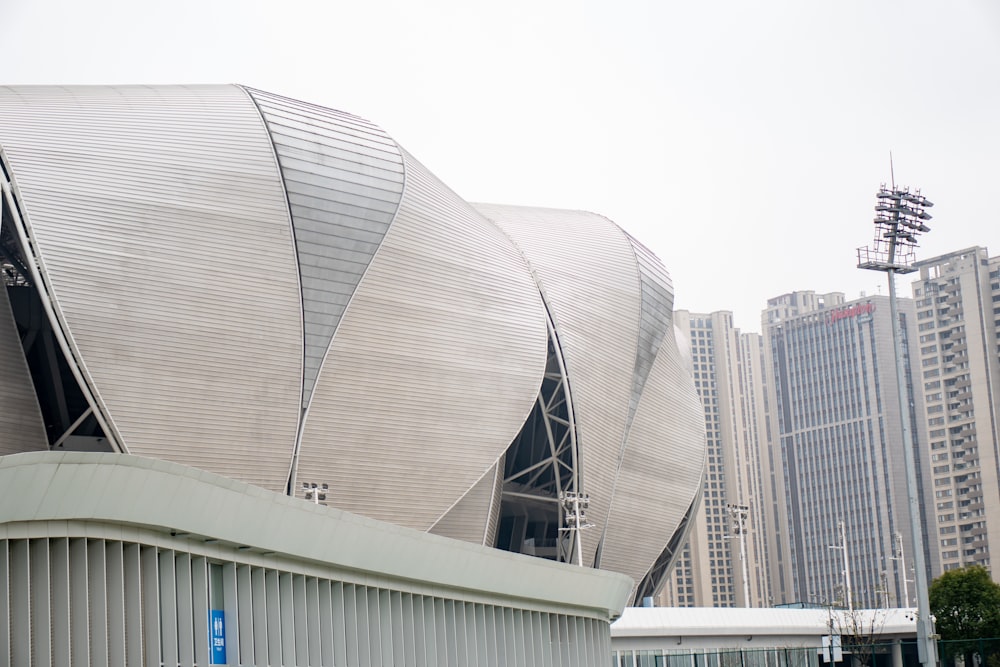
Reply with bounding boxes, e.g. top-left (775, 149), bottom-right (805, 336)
top-left (616, 639), bottom-right (1000, 667)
